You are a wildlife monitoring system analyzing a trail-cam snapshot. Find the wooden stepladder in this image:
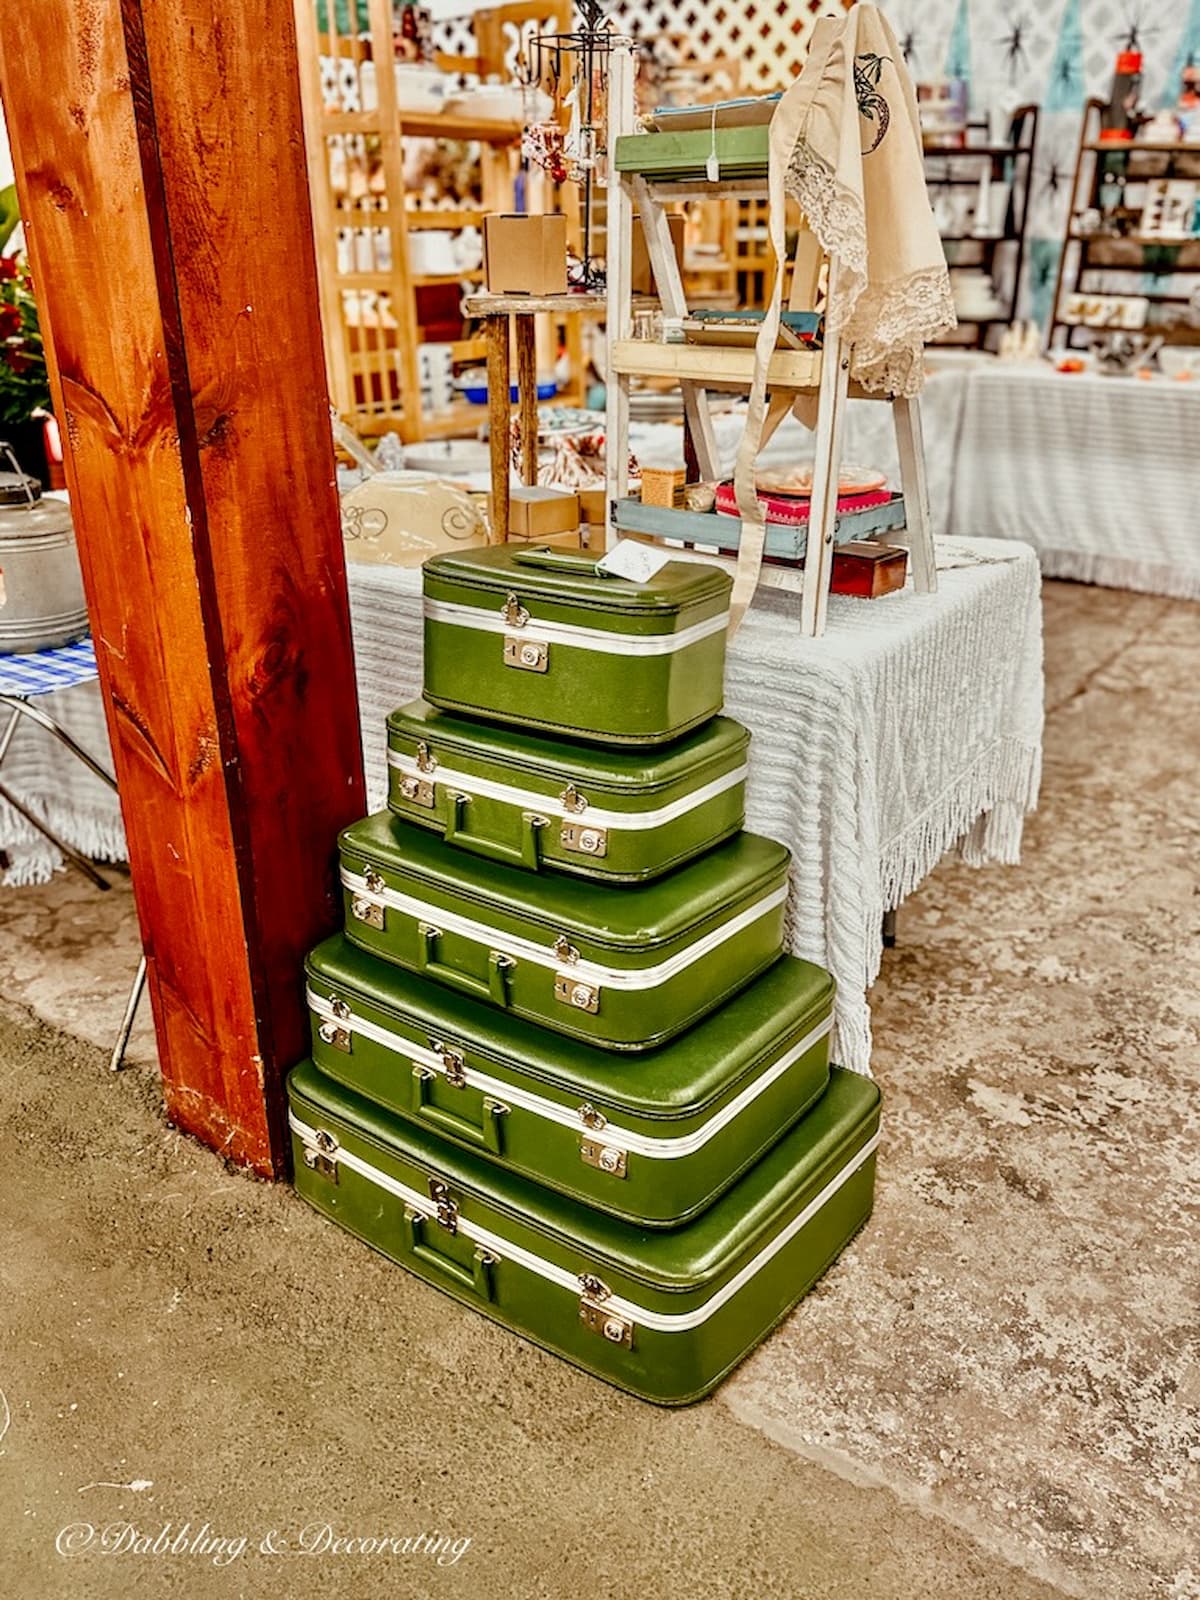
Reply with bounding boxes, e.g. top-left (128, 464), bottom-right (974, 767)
top-left (604, 49), bottom-right (937, 638)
